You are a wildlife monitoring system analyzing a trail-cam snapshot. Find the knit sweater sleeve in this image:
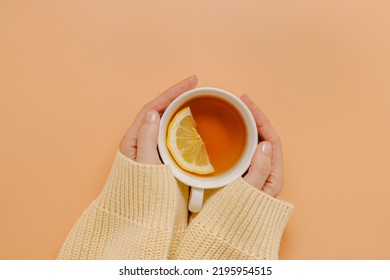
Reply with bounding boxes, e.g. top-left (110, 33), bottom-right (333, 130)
top-left (172, 178), bottom-right (293, 260)
top-left (57, 152), bottom-right (188, 260)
